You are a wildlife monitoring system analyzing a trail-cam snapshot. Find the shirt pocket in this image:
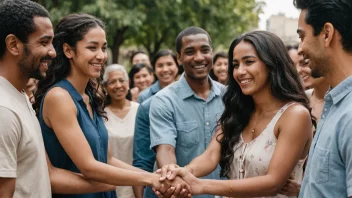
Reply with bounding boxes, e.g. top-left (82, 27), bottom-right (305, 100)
top-left (176, 121), bottom-right (200, 148)
top-left (312, 146), bottom-right (329, 183)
